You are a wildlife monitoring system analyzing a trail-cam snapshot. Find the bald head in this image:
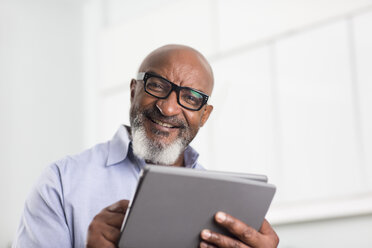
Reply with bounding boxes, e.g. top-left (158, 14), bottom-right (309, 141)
top-left (138, 44), bottom-right (214, 95)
